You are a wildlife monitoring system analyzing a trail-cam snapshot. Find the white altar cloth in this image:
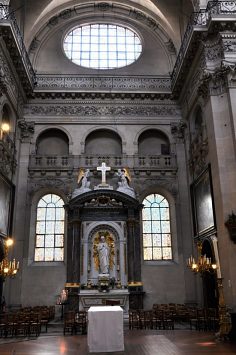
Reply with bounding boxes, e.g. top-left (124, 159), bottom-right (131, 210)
top-left (88, 306), bottom-right (124, 353)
